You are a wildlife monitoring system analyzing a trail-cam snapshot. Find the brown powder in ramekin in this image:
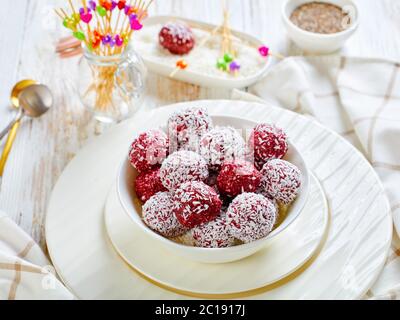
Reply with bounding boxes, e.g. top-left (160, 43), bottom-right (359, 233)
top-left (290, 2), bottom-right (351, 34)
